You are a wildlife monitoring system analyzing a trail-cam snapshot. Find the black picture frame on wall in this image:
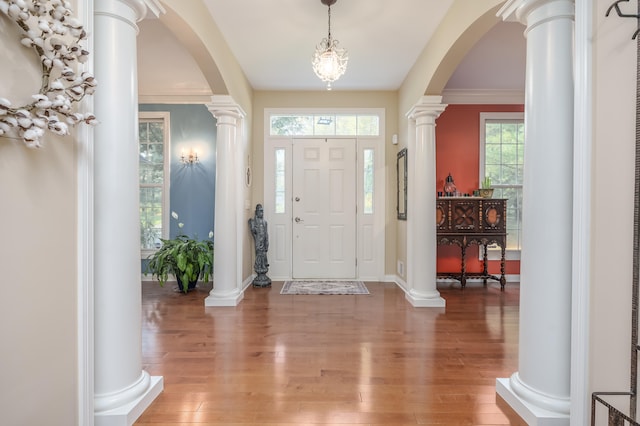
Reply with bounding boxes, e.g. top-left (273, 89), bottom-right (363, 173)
top-left (397, 148), bottom-right (407, 220)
